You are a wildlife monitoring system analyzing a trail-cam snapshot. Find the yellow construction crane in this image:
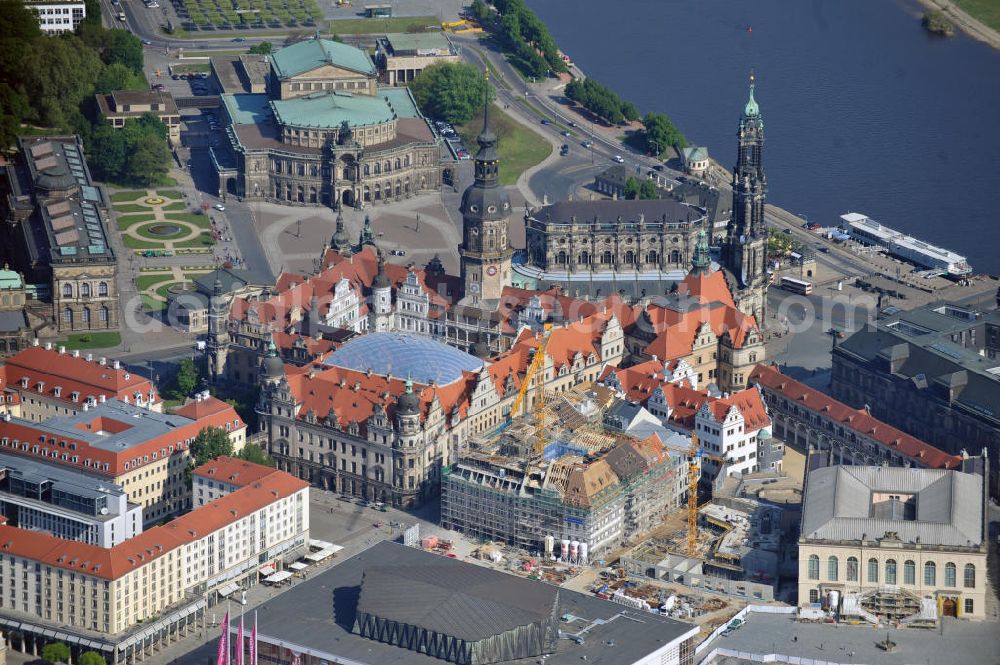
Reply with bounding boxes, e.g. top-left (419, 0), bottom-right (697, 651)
top-left (687, 432), bottom-right (727, 557)
top-left (508, 323), bottom-right (553, 455)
